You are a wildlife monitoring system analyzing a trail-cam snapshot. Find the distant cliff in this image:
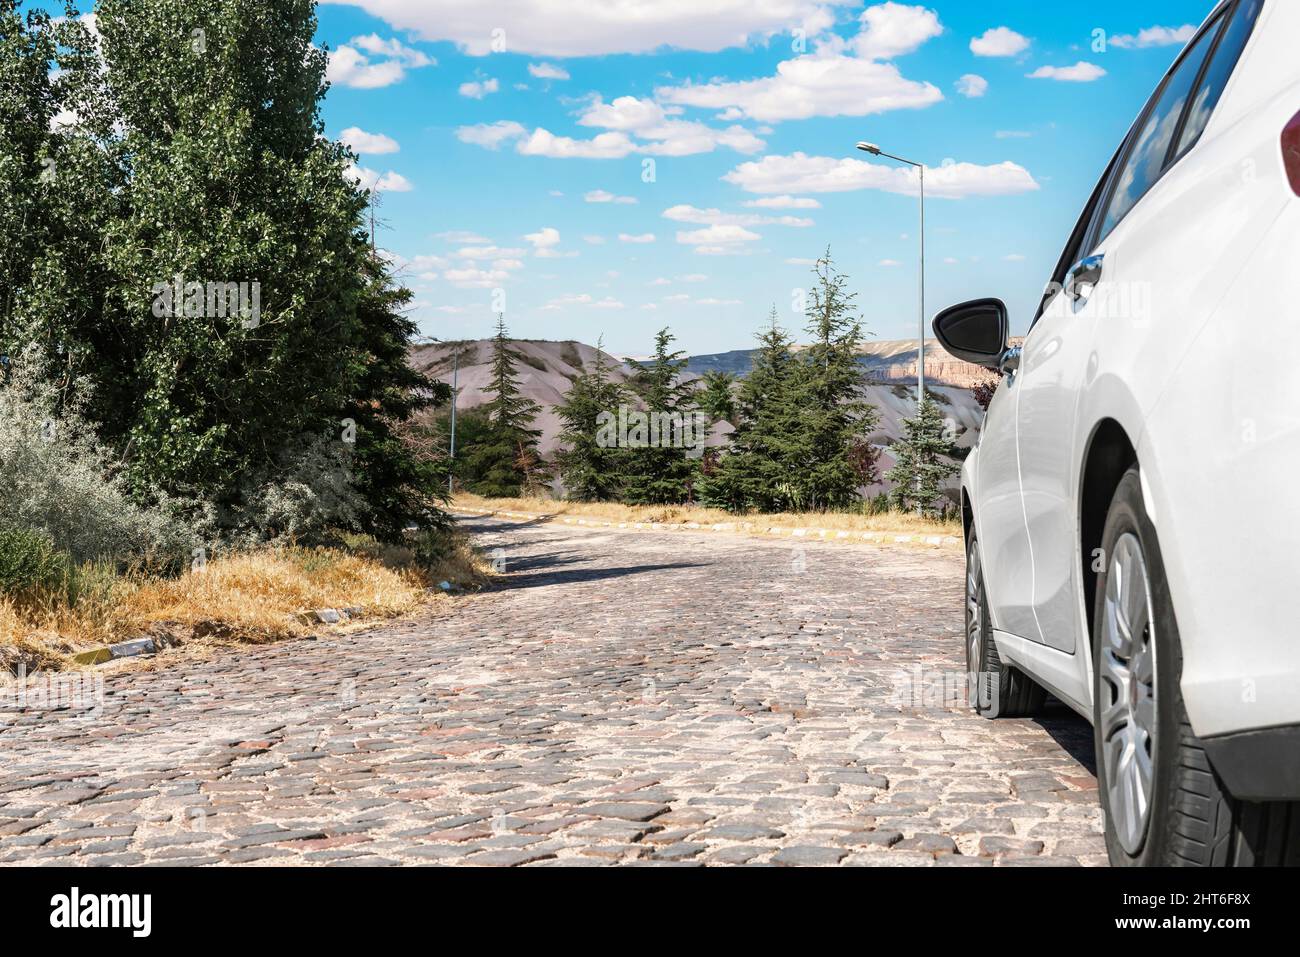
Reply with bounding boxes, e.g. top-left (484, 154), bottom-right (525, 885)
top-left (688, 338), bottom-right (1002, 390)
